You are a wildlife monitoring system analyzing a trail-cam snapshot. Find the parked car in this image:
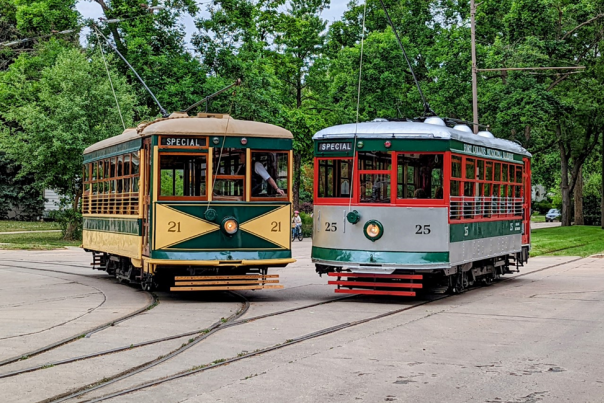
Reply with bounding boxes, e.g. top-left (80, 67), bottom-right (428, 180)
top-left (545, 209), bottom-right (561, 222)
